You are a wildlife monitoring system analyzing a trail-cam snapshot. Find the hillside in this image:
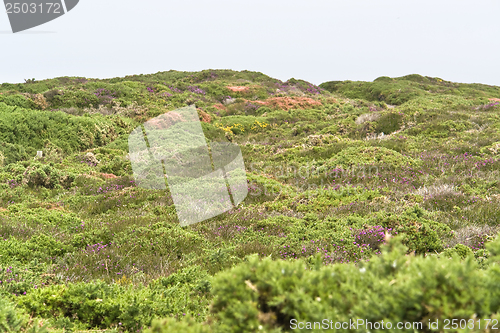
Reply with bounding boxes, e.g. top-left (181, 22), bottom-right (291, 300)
top-left (1, 70), bottom-right (500, 332)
